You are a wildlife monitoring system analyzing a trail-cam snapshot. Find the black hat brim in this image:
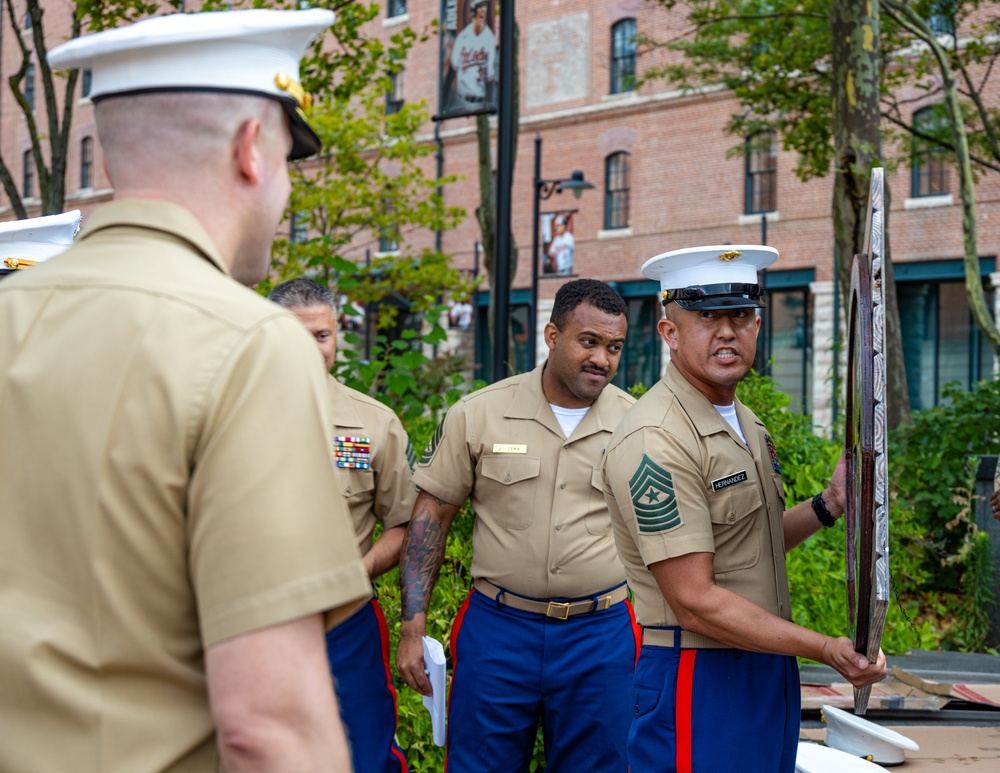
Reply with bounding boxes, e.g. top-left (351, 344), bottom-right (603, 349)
top-left (282, 101), bottom-right (322, 161)
top-left (665, 282), bottom-right (767, 311)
